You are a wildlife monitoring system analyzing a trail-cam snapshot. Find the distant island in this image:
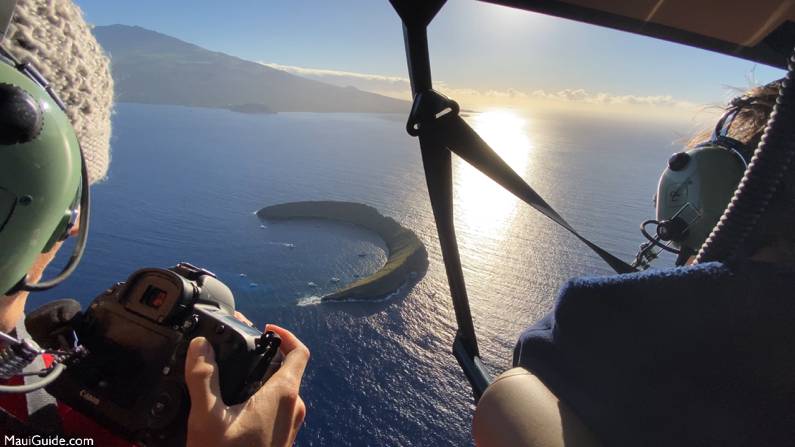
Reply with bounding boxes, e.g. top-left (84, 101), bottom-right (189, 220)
top-left (256, 201), bottom-right (428, 302)
top-left (93, 25), bottom-right (410, 114)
